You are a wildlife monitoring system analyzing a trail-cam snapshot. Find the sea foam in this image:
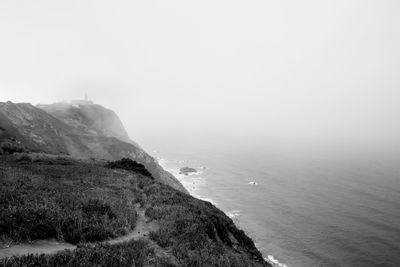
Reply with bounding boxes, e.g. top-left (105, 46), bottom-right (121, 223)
top-left (159, 155), bottom-right (287, 266)
top-left (157, 157), bottom-right (216, 204)
top-left (227, 210), bottom-right (241, 219)
top-left (265, 255), bottom-right (288, 267)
